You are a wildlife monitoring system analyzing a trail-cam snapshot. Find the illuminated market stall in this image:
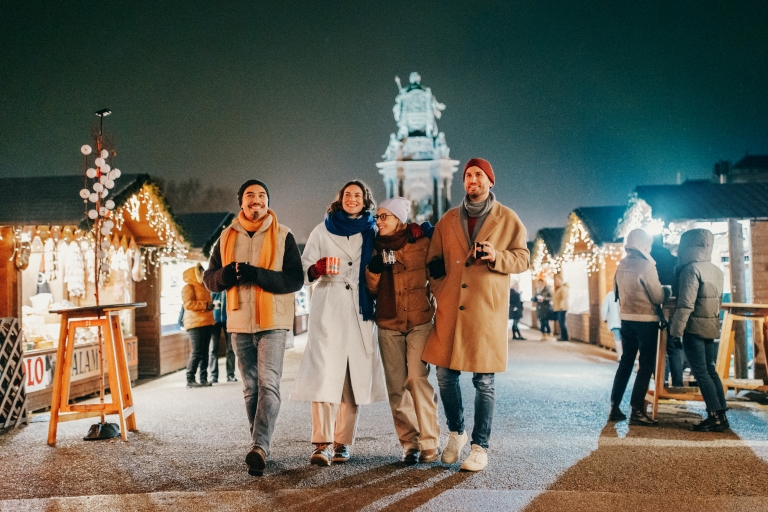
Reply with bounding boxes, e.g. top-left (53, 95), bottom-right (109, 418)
top-left (555, 206), bottom-right (626, 347)
top-left (0, 174), bottom-right (188, 410)
top-left (526, 228), bottom-right (564, 329)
